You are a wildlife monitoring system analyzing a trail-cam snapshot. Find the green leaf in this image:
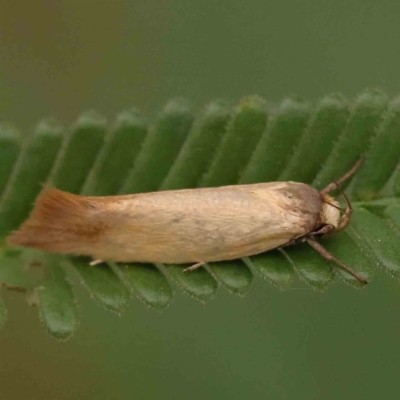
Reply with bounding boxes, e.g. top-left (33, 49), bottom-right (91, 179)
top-left (0, 249), bottom-right (35, 290)
top-left (240, 96), bottom-right (310, 184)
top-left (279, 93), bottom-right (349, 183)
top-left (161, 265), bottom-right (217, 304)
top-left (0, 123), bottom-right (21, 198)
top-left (393, 167), bottom-right (400, 198)
top-left (82, 109), bottom-right (148, 196)
top-left (200, 96), bottom-right (268, 187)
top-left (121, 99), bottom-right (194, 194)
top-left (70, 258), bottom-right (130, 314)
top-left (313, 89), bottom-right (388, 190)
top-left (161, 100), bottom-right (231, 190)
top-left (50, 111), bottom-right (107, 193)
top-left (283, 243), bottom-right (335, 291)
top-left (0, 118), bottom-right (63, 236)
top-left (37, 256), bottom-right (77, 340)
top-left (350, 207), bottom-right (400, 279)
top-left (116, 263), bottom-right (173, 309)
top-left (207, 260), bottom-right (253, 295)
top-left (384, 204), bottom-right (400, 231)
top-left (246, 250), bottom-right (296, 289)
top-left (352, 97), bottom-right (400, 200)
top-left (166, 265), bottom-right (219, 303)
top-left (321, 230), bottom-right (374, 287)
